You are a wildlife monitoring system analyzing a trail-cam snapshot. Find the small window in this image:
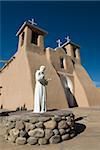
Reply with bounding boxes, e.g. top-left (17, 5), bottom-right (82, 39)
top-left (60, 58), bottom-right (64, 68)
top-left (63, 47), bottom-right (67, 54)
top-left (0, 104), bottom-right (3, 109)
top-left (72, 59), bottom-right (75, 65)
top-left (31, 31), bottom-right (38, 45)
top-left (21, 32), bottom-right (25, 46)
top-left (73, 48), bottom-right (76, 57)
